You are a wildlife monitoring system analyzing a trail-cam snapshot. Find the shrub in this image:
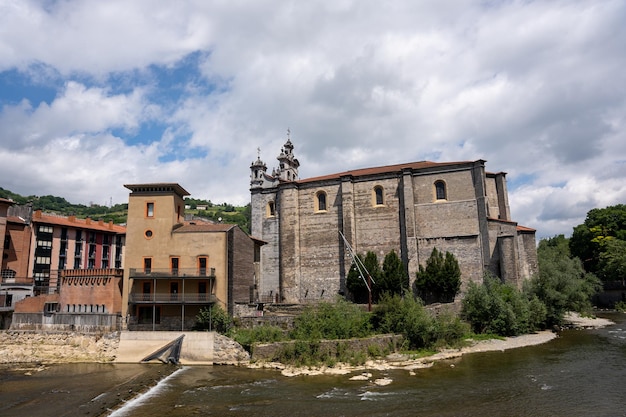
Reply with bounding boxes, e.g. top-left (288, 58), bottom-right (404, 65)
top-left (194, 304), bottom-right (233, 334)
top-left (289, 299), bottom-right (372, 341)
top-left (371, 293), bottom-right (467, 350)
top-left (231, 325), bottom-right (286, 352)
top-left (462, 274), bottom-right (546, 336)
